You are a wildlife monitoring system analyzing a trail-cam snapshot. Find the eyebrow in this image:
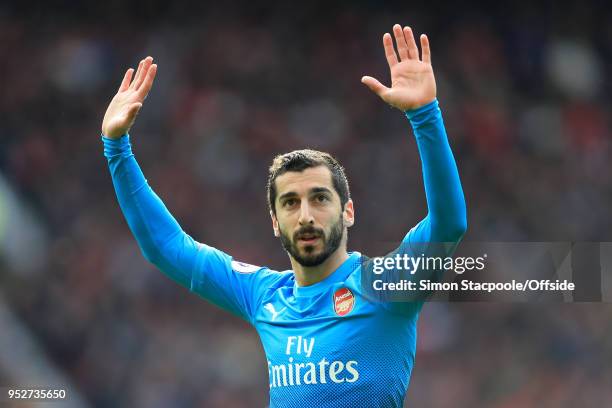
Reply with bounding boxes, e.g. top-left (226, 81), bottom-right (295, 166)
top-left (278, 187), bottom-right (333, 202)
